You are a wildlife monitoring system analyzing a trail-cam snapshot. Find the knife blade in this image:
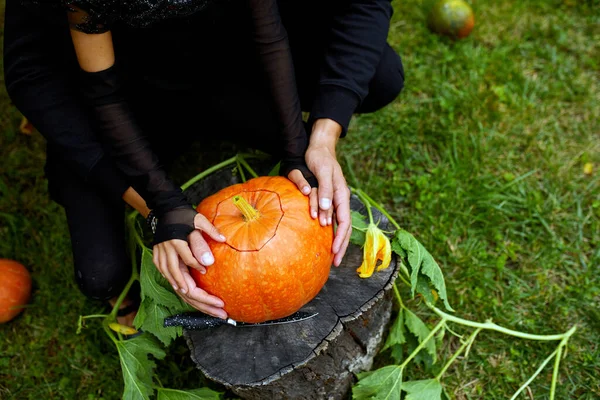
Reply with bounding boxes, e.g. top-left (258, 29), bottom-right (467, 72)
top-left (163, 311), bottom-right (318, 330)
